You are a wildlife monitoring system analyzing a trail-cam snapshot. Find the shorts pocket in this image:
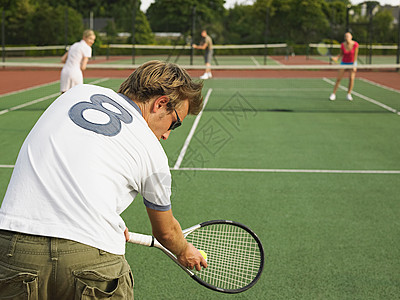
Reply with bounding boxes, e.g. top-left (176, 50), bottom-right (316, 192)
top-left (73, 259), bottom-right (133, 299)
top-left (0, 271), bottom-right (38, 300)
